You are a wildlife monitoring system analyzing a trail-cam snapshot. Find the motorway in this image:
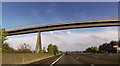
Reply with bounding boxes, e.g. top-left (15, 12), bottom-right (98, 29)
top-left (28, 53), bottom-right (119, 66)
top-left (54, 53), bottom-right (118, 65)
